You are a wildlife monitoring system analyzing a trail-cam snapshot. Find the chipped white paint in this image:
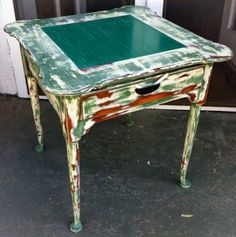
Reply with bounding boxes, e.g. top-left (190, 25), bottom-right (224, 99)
top-left (51, 75), bottom-right (67, 88)
top-left (11, 7), bottom-right (232, 232)
top-left (4, 6), bottom-right (233, 96)
top-left (195, 64), bottom-right (213, 104)
top-left (66, 97), bottom-right (79, 140)
top-left (82, 66), bottom-right (204, 118)
top-left (83, 119), bottom-right (95, 132)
